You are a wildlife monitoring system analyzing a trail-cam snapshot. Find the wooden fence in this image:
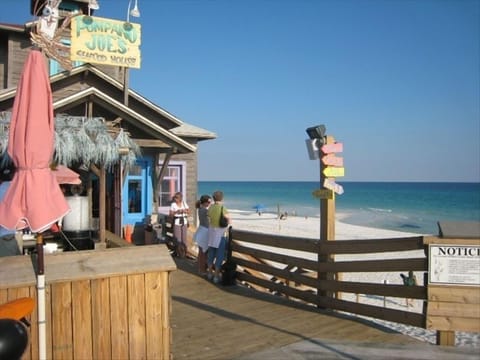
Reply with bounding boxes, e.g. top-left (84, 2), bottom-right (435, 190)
top-left (230, 229), bottom-right (428, 328)
top-left (0, 240), bottom-right (175, 360)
